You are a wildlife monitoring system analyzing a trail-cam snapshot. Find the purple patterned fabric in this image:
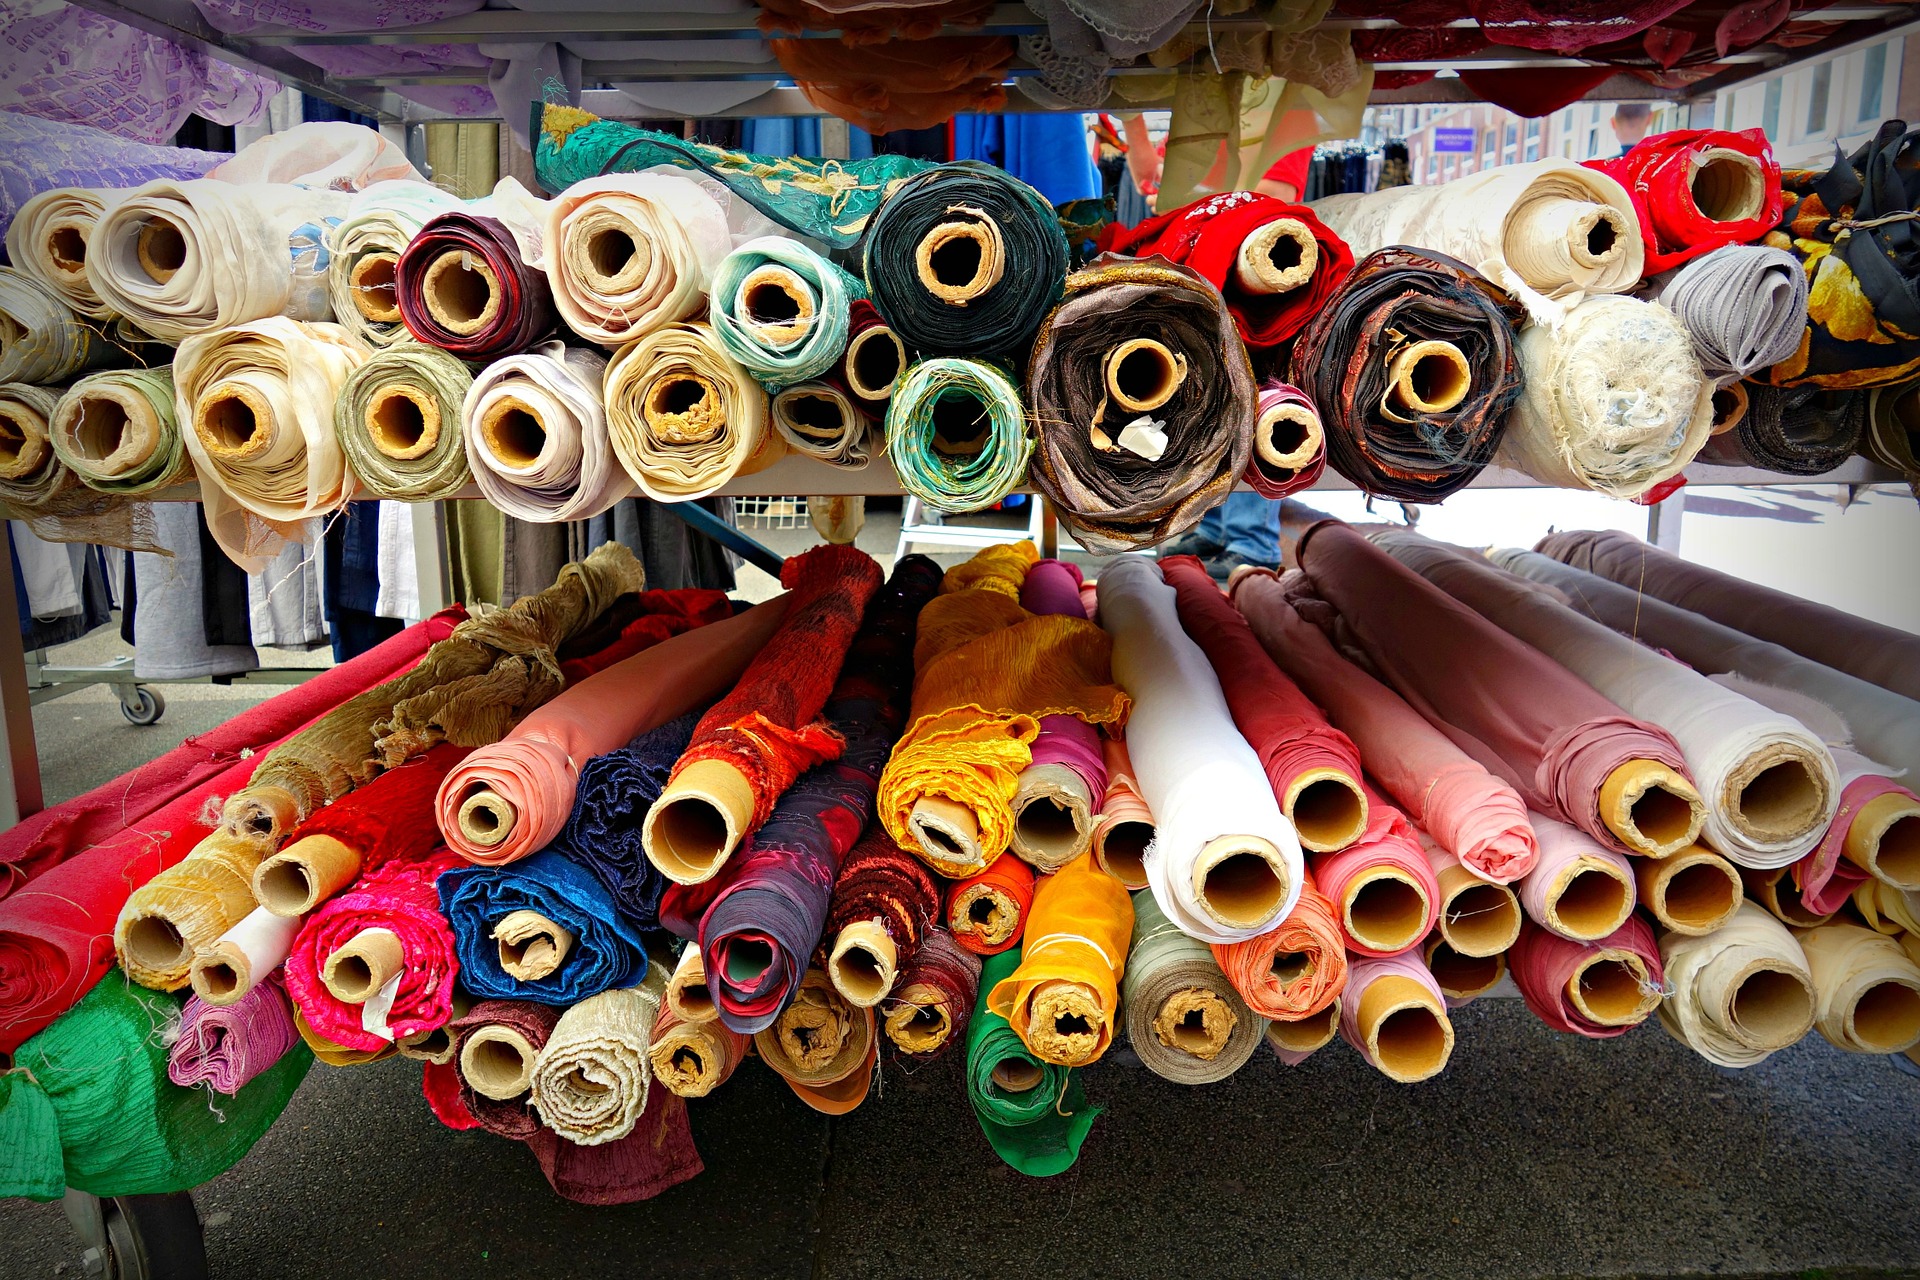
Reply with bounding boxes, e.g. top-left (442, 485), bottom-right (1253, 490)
top-left (167, 974), bottom-right (303, 1095)
top-left (0, 110), bottom-right (225, 248)
top-left (292, 44), bottom-right (498, 118)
